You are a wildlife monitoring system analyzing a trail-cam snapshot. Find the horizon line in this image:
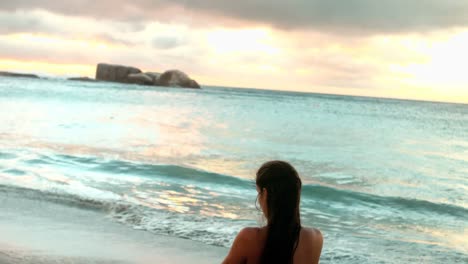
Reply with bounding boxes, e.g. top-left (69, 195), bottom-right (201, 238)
top-left (1, 69), bottom-right (467, 106)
